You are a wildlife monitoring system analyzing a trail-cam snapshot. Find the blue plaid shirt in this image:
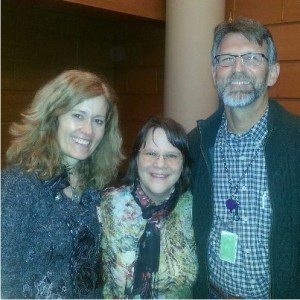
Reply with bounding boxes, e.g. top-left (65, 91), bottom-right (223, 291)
top-left (209, 110), bottom-right (271, 298)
